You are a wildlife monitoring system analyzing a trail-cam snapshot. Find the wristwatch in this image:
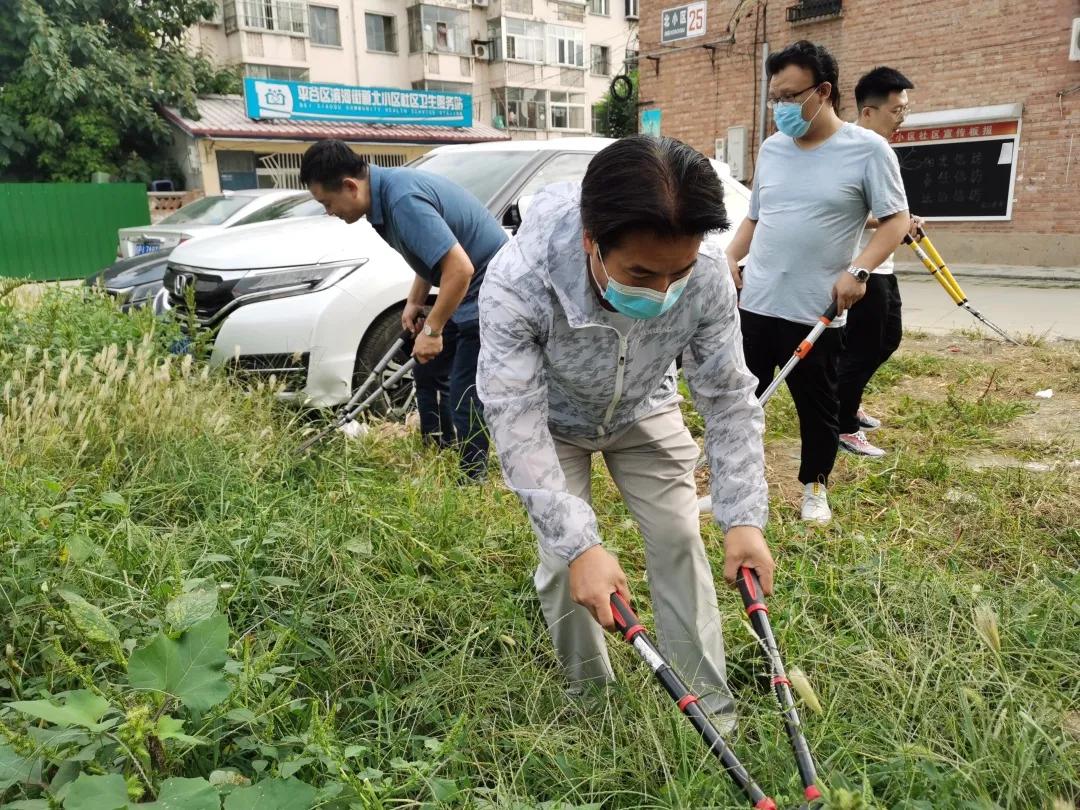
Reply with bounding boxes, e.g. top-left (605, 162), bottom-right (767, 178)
top-left (847, 265), bottom-right (871, 282)
top-left (423, 324), bottom-right (442, 337)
